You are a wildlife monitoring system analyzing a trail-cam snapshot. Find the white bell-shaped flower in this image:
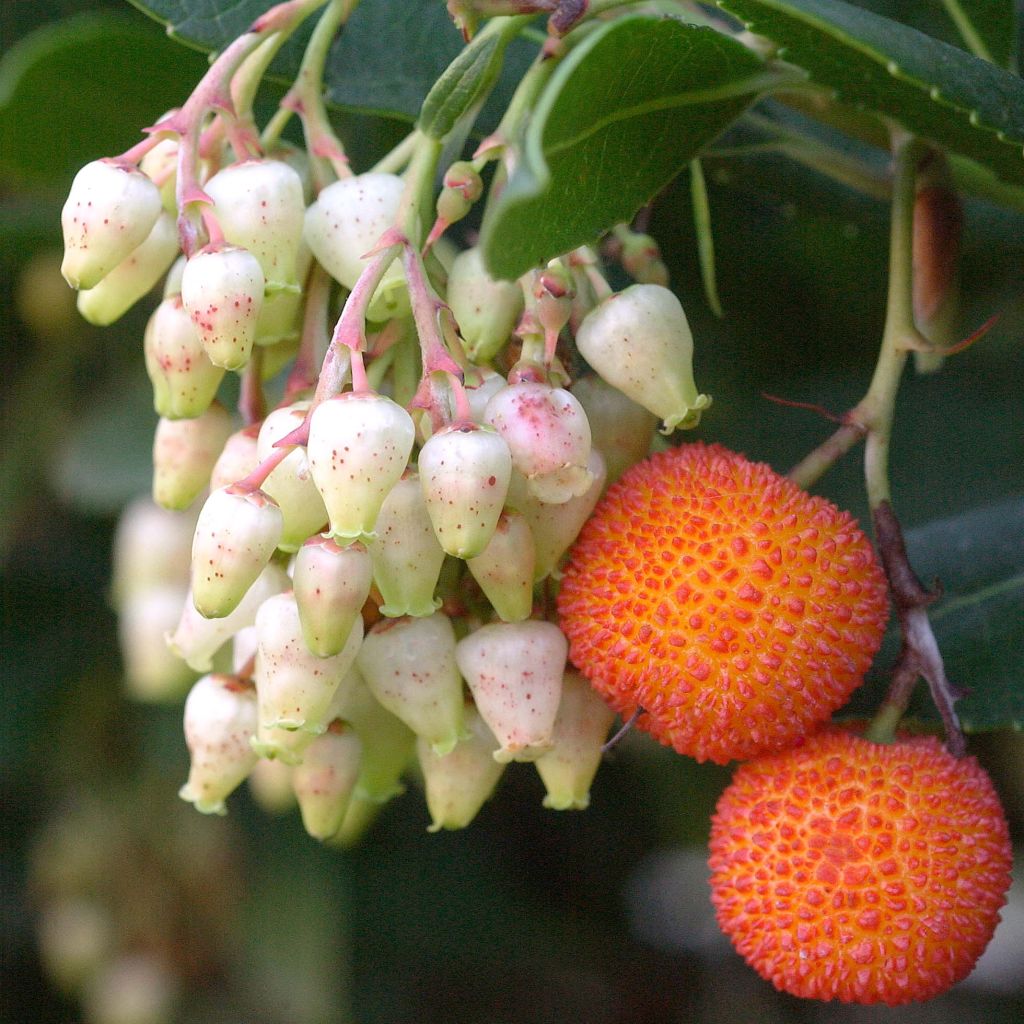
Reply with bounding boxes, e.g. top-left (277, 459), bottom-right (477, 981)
top-left (209, 426), bottom-right (260, 491)
top-left (179, 674), bottom-right (258, 815)
top-left (252, 590), bottom-right (363, 741)
top-left (418, 423), bottom-right (512, 558)
top-left (256, 402), bottom-right (328, 551)
top-left (292, 722), bottom-right (363, 841)
top-left (61, 159), bottom-right (162, 289)
top-left (144, 296), bottom-right (225, 420)
top-left (151, 402), bottom-right (233, 511)
top-left (303, 172), bottom-right (409, 320)
top-left (509, 449), bottom-right (606, 580)
top-left (367, 473), bottom-right (446, 617)
top-left (446, 247), bottom-right (523, 362)
top-left (417, 703), bottom-right (505, 832)
top-left (484, 379), bottom-right (593, 503)
top-left (167, 563), bottom-right (289, 673)
top-left (455, 620), bottom-right (567, 763)
top-left (307, 391), bottom-right (415, 542)
top-left (356, 612), bottom-right (467, 756)
top-left (574, 284), bottom-right (711, 432)
top-left (293, 536), bottom-right (373, 657)
top-left (181, 246), bottom-right (265, 370)
top-left (190, 486), bottom-right (283, 619)
top-left (570, 375), bottom-right (657, 485)
top-left (465, 510), bottom-right (536, 622)
top-left (77, 211), bottom-right (178, 326)
top-left (203, 158), bottom-right (305, 287)
top-left (534, 670), bottom-right (615, 810)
